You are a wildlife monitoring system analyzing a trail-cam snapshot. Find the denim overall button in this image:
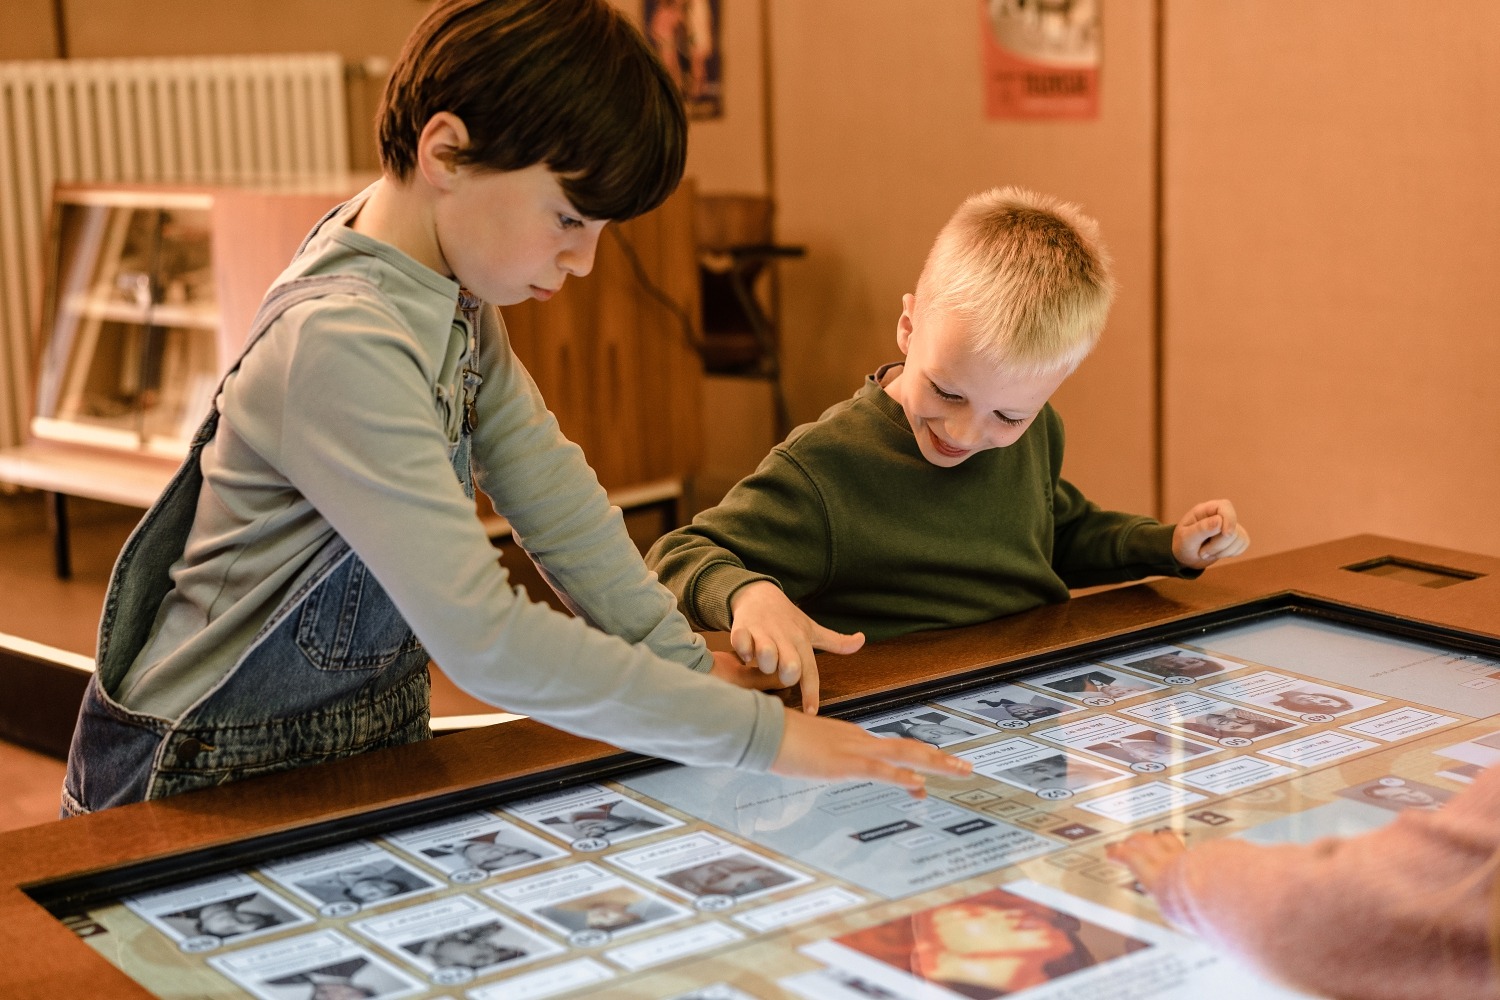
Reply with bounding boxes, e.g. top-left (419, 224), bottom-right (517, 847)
top-left (175, 737), bottom-right (207, 764)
